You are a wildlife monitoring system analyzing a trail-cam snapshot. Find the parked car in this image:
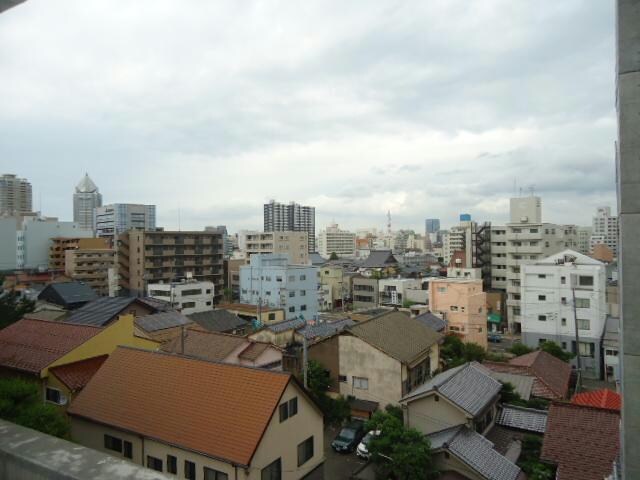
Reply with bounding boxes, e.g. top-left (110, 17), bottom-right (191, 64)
top-left (331, 421), bottom-right (365, 453)
top-left (488, 333), bottom-right (502, 343)
top-left (356, 429), bottom-right (381, 459)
